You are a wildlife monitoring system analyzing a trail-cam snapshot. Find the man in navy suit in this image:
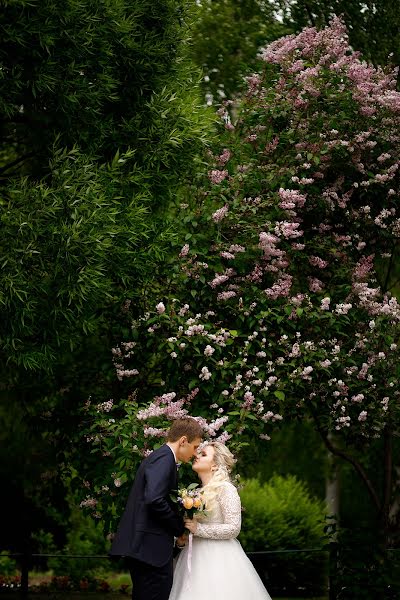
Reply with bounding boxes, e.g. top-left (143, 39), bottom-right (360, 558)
top-left (110, 417), bottom-right (203, 600)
